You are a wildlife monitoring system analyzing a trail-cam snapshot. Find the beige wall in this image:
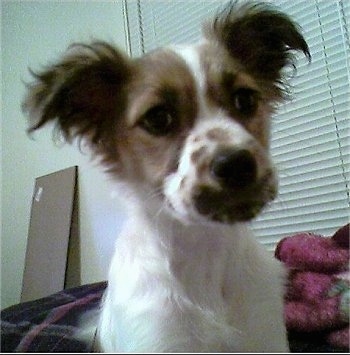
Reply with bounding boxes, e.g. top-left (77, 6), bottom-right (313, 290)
top-left (1, 0), bottom-right (128, 309)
